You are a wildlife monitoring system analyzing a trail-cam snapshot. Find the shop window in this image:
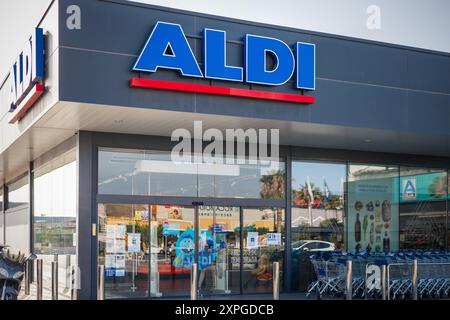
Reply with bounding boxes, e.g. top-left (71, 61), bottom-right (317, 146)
top-left (98, 148), bottom-right (285, 199)
top-left (347, 164), bottom-right (399, 253)
top-left (7, 175), bottom-right (29, 209)
top-left (399, 167), bottom-right (447, 250)
top-left (290, 161), bottom-right (346, 291)
top-left (242, 207), bottom-right (285, 294)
